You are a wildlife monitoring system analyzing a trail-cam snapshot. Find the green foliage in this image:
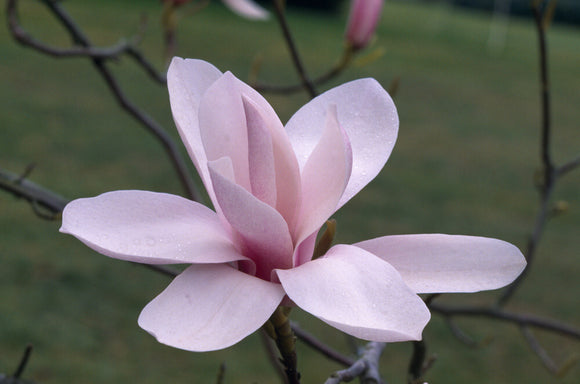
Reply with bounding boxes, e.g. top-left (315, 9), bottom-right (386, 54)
top-left (1, 1), bottom-right (579, 383)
